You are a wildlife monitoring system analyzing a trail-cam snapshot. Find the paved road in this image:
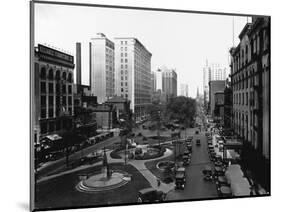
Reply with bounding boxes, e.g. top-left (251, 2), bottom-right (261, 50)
top-left (166, 131), bottom-right (218, 200)
top-left (37, 136), bottom-right (121, 178)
